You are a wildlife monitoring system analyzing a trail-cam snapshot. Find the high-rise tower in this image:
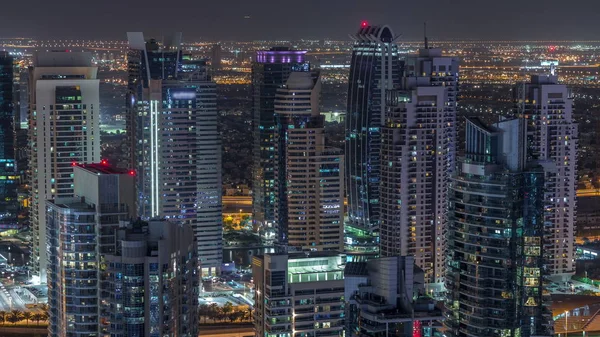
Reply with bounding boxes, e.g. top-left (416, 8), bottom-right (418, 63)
top-left (445, 117), bottom-right (553, 337)
top-left (0, 52), bottom-right (18, 216)
top-left (345, 23), bottom-right (401, 256)
top-left (29, 51), bottom-right (101, 283)
top-left (46, 163), bottom-right (198, 337)
top-left (127, 32), bottom-right (222, 275)
top-left (517, 74), bottom-right (578, 279)
top-left (379, 47), bottom-right (459, 285)
top-left (47, 163), bottom-right (135, 337)
top-left (273, 71), bottom-right (344, 252)
top-left (251, 47), bottom-right (309, 236)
